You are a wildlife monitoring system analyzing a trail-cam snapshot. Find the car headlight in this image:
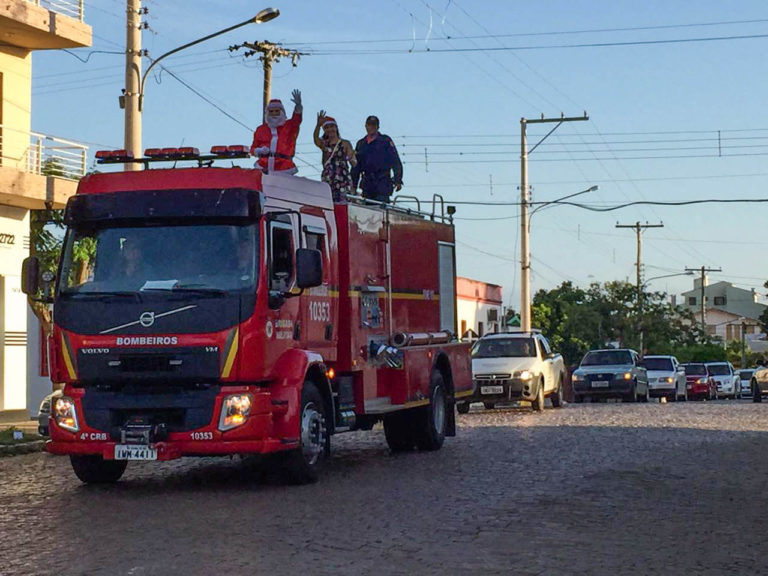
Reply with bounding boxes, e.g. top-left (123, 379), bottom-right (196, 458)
top-left (572, 373), bottom-right (583, 382)
top-left (53, 397), bottom-right (79, 433)
top-left (514, 370), bottom-right (533, 380)
top-left (665, 376), bottom-right (674, 383)
top-left (697, 378), bottom-right (708, 384)
top-left (622, 372), bottom-right (632, 380)
top-left (219, 394), bottom-right (253, 431)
